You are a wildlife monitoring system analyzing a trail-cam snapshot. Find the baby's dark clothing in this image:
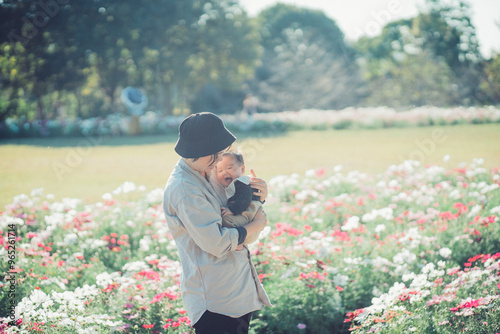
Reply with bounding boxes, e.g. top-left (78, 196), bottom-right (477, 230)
top-left (227, 180), bottom-right (260, 215)
top-left (223, 177), bottom-right (263, 244)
